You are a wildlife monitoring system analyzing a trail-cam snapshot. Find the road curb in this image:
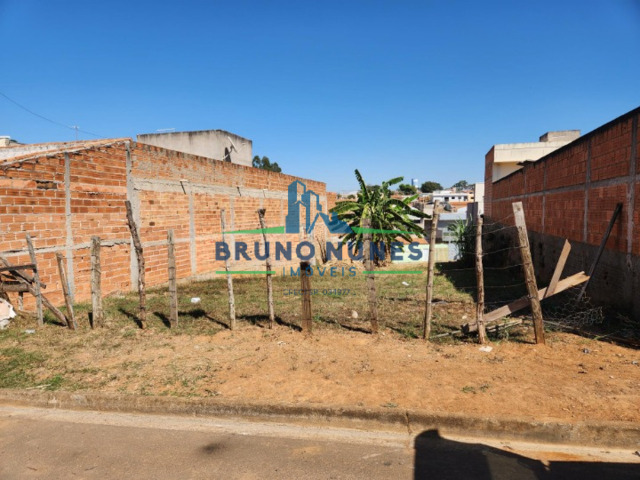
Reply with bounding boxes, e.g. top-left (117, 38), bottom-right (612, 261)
top-left (1, 389), bottom-right (638, 448)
